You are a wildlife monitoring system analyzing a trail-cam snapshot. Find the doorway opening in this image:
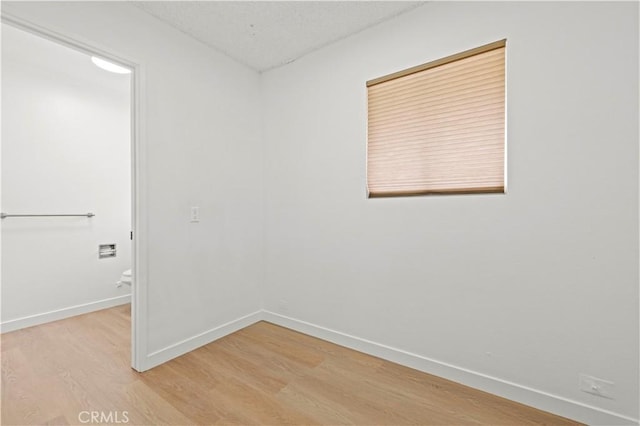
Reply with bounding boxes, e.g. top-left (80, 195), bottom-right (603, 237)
top-left (1, 18), bottom-right (142, 370)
